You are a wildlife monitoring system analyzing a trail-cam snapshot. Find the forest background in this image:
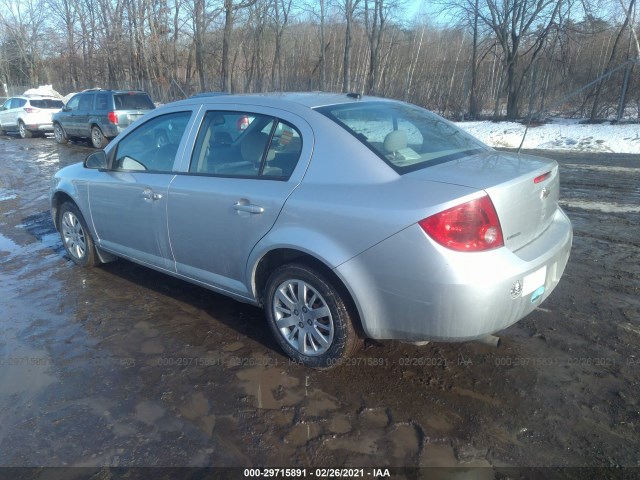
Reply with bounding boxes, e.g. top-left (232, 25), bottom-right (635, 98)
top-left (0, 0), bottom-right (638, 121)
